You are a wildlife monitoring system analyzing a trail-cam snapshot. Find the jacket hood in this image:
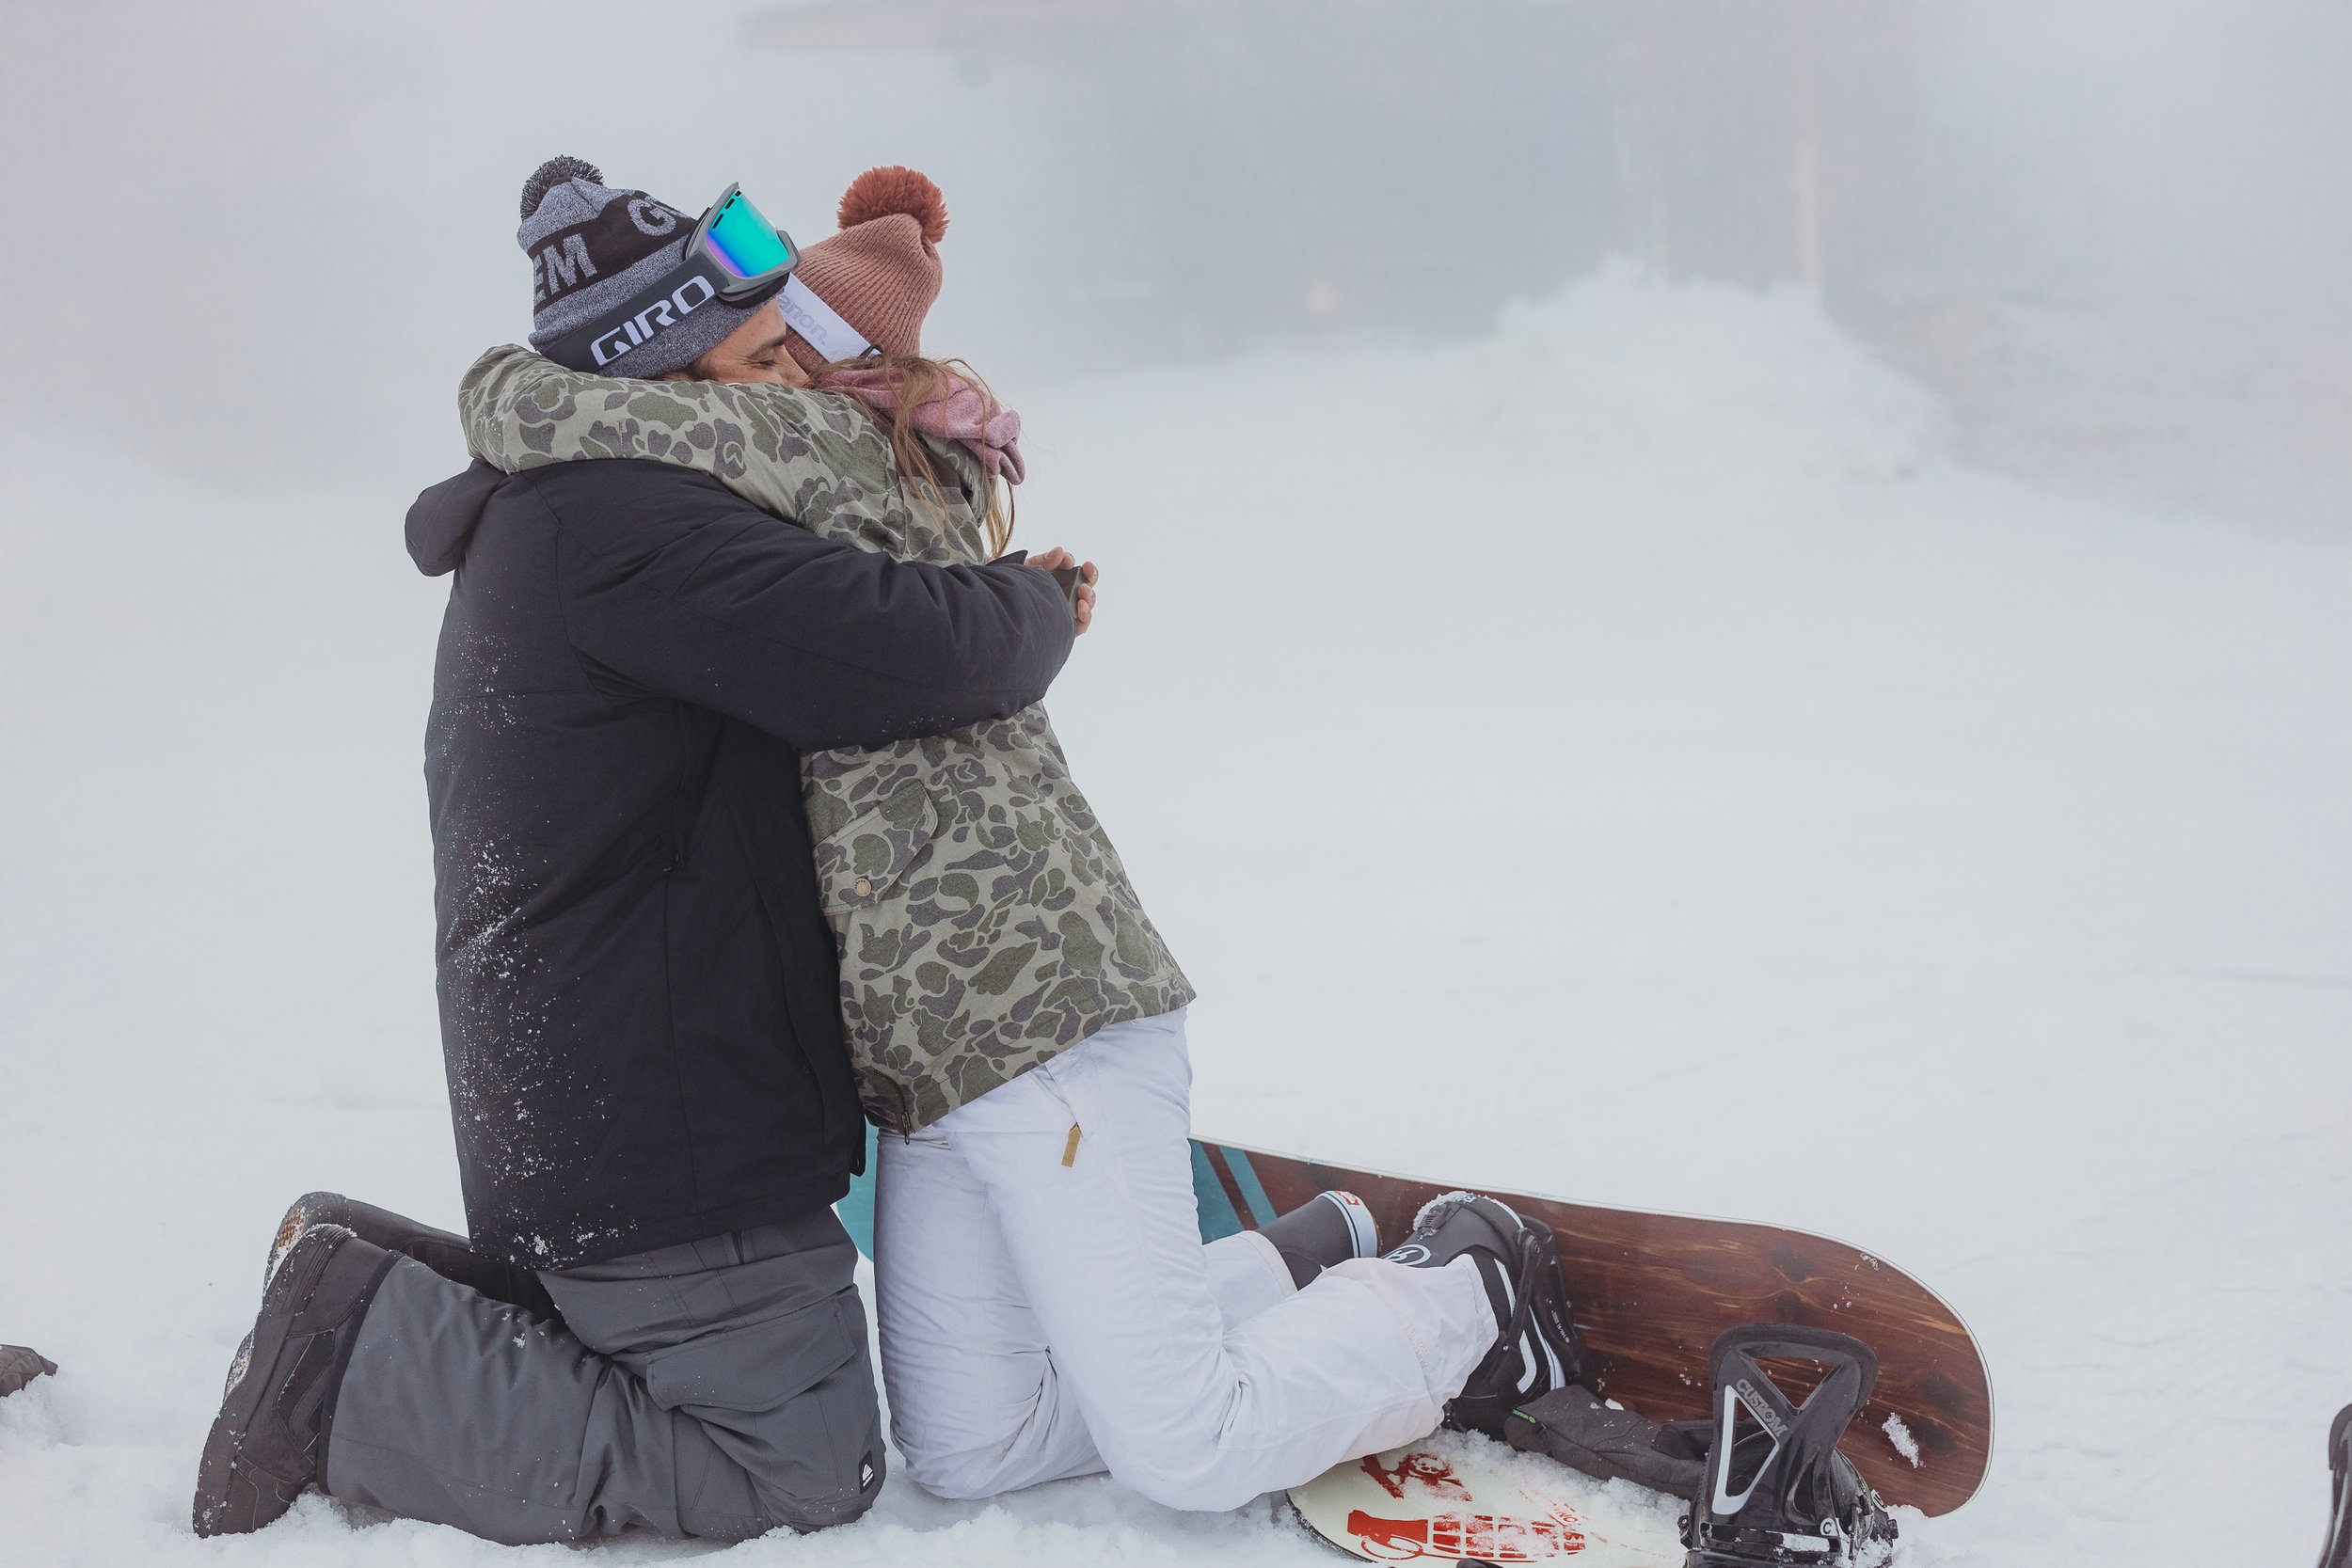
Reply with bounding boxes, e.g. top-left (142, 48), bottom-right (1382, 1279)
top-left (406, 459), bottom-right (506, 577)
